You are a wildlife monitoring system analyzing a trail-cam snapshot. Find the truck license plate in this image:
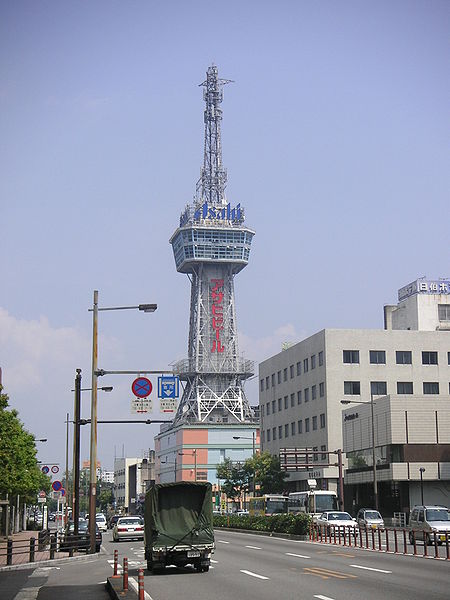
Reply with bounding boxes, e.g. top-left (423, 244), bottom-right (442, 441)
top-left (187, 551), bottom-right (200, 558)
